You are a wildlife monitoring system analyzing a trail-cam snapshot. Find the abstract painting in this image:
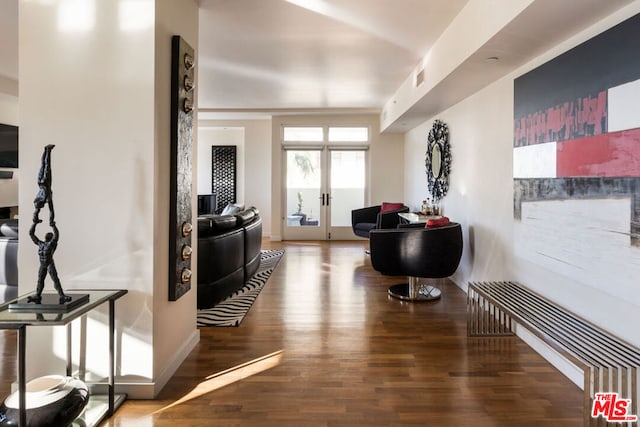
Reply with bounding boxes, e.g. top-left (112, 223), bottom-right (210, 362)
top-left (513, 13), bottom-right (640, 302)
